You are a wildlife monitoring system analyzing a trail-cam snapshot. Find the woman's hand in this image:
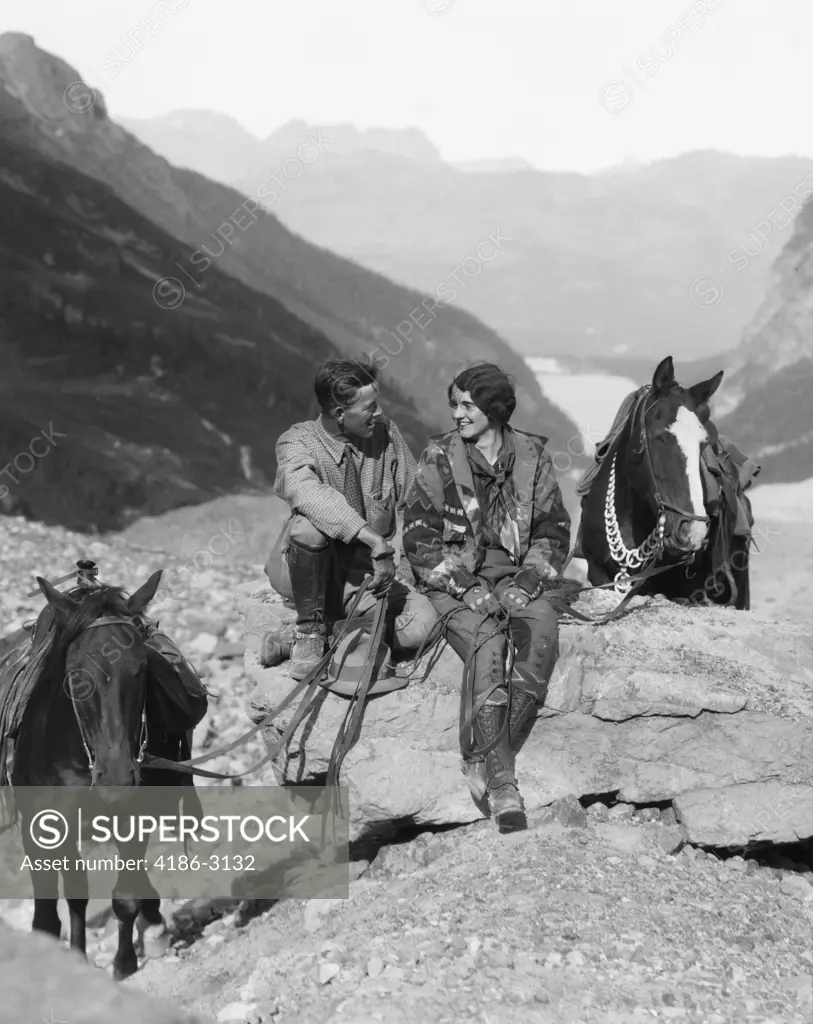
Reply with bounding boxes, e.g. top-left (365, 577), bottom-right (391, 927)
top-left (462, 585), bottom-right (504, 618)
top-left (499, 585), bottom-right (531, 612)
